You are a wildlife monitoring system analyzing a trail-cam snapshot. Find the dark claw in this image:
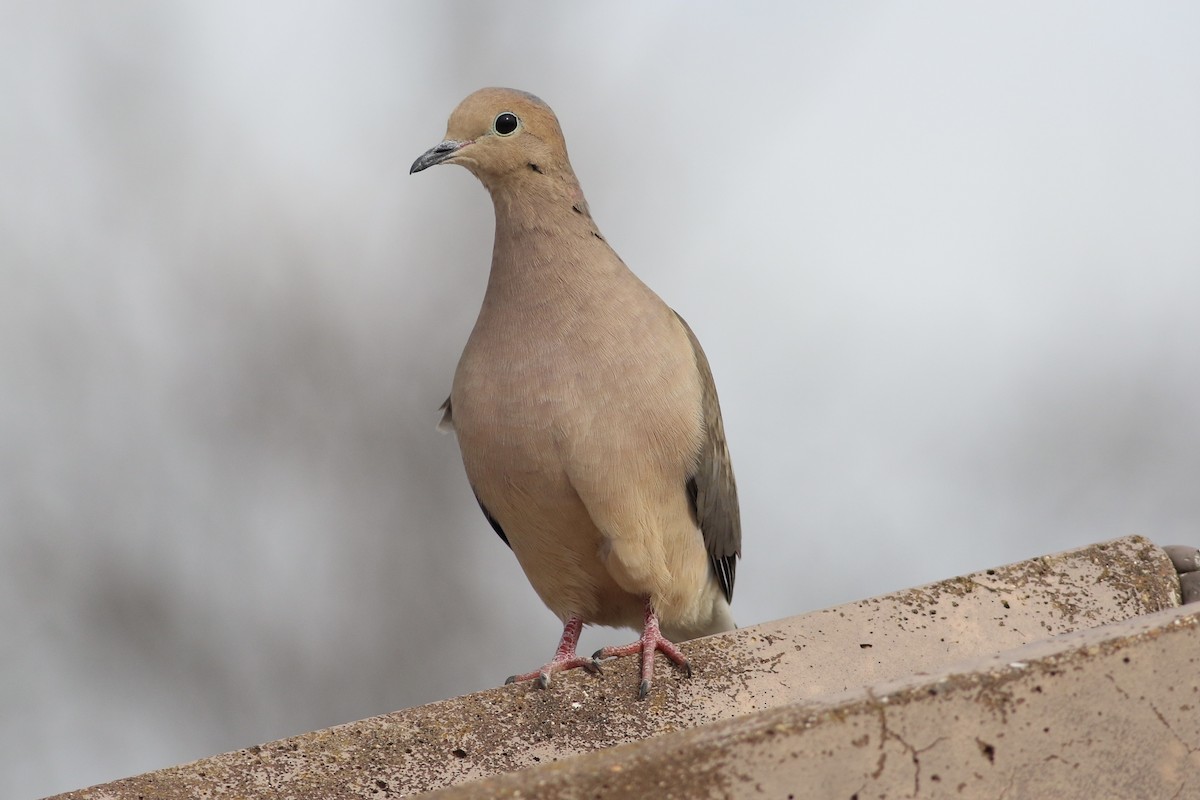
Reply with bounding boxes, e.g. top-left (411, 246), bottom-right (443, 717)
top-left (536, 673), bottom-right (551, 689)
top-left (504, 675), bottom-right (518, 685)
top-left (592, 648), bottom-right (605, 660)
top-left (584, 658), bottom-right (603, 675)
top-left (638, 679), bottom-right (651, 700)
top-left (683, 660), bottom-right (694, 678)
